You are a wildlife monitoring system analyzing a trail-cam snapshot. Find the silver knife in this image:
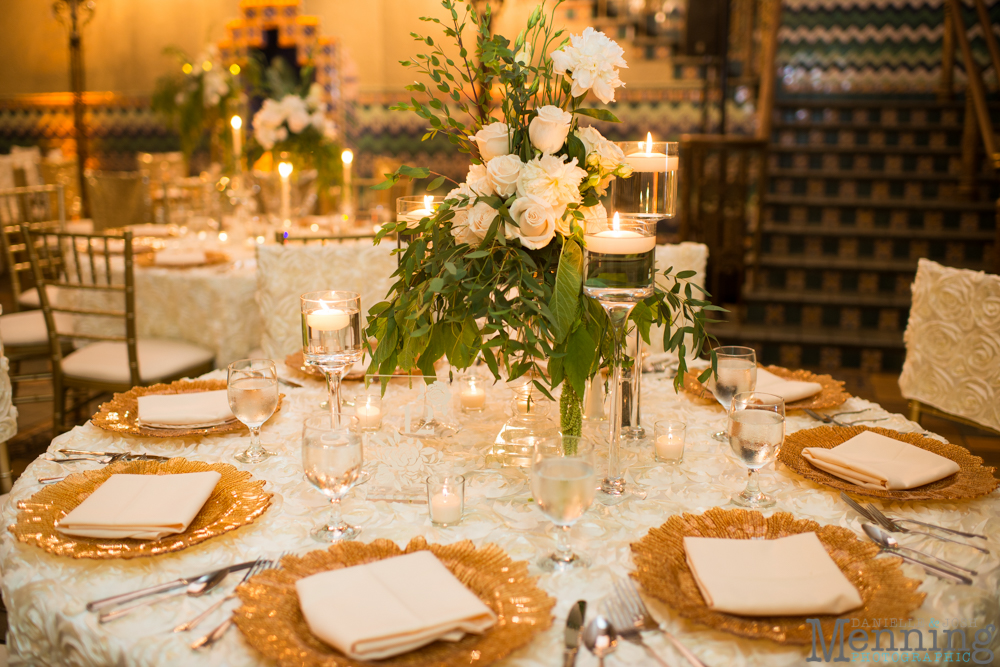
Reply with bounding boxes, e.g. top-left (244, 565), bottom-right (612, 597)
top-left (86, 560), bottom-right (259, 611)
top-left (563, 599), bottom-right (586, 667)
top-left (803, 408), bottom-right (847, 427)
